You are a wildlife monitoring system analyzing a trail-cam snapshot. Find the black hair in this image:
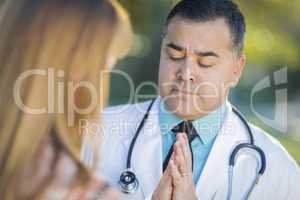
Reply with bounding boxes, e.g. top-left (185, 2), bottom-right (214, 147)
top-left (164, 0), bottom-right (246, 56)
